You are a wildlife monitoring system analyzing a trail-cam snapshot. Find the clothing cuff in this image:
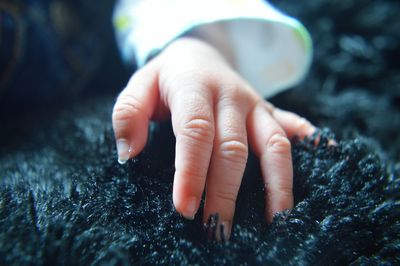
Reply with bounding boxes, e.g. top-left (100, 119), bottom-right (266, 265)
top-left (113, 0), bottom-right (312, 97)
